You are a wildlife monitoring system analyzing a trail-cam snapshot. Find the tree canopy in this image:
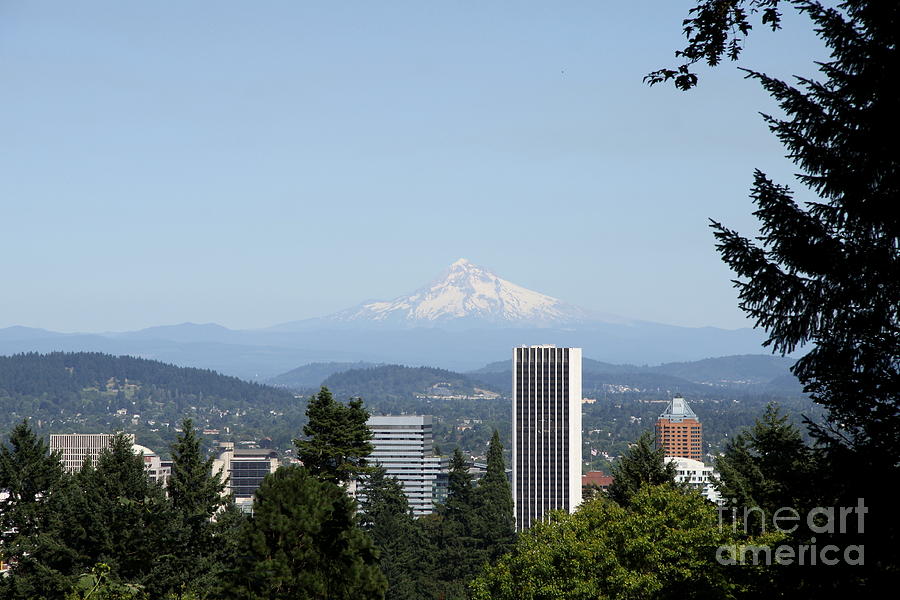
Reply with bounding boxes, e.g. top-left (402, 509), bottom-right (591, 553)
top-left (294, 387), bottom-right (374, 486)
top-left (470, 485), bottom-right (763, 600)
top-left (652, 0), bottom-right (900, 588)
top-left (221, 465), bottom-right (386, 600)
top-left (607, 431), bottom-right (677, 507)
